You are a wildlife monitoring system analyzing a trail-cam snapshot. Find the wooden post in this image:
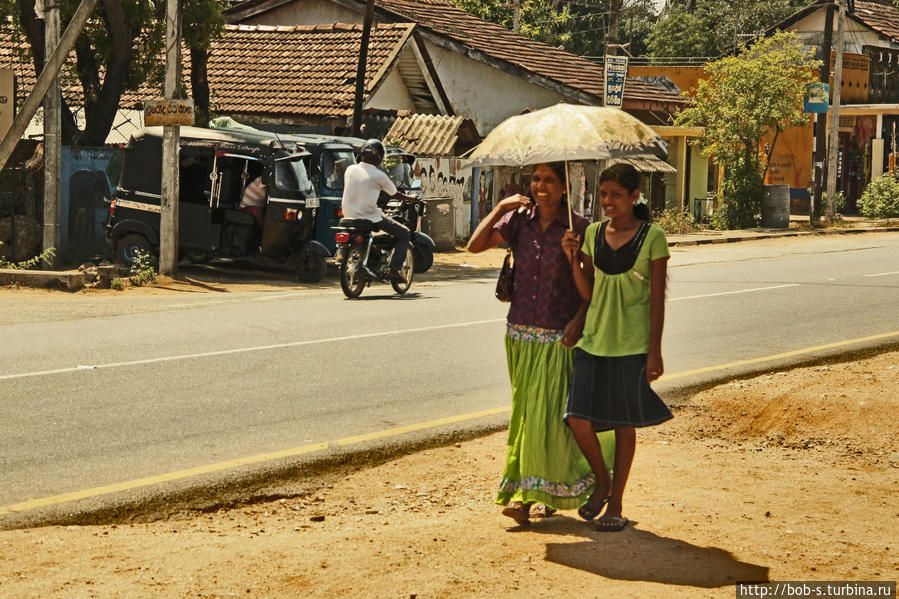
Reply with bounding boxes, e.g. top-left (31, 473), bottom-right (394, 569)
top-left (825, 0), bottom-right (846, 223)
top-left (351, 0), bottom-right (376, 138)
top-left (42, 1), bottom-right (61, 268)
top-left (159, 0), bottom-right (181, 275)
